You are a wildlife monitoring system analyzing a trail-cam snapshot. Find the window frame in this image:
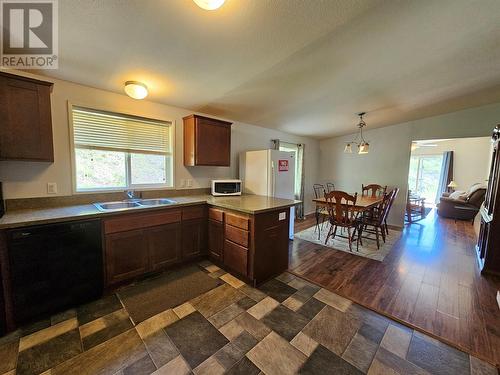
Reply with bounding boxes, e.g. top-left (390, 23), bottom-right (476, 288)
top-left (68, 102), bottom-right (176, 194)
top-left (408, 153), bottom-right (443, 200)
